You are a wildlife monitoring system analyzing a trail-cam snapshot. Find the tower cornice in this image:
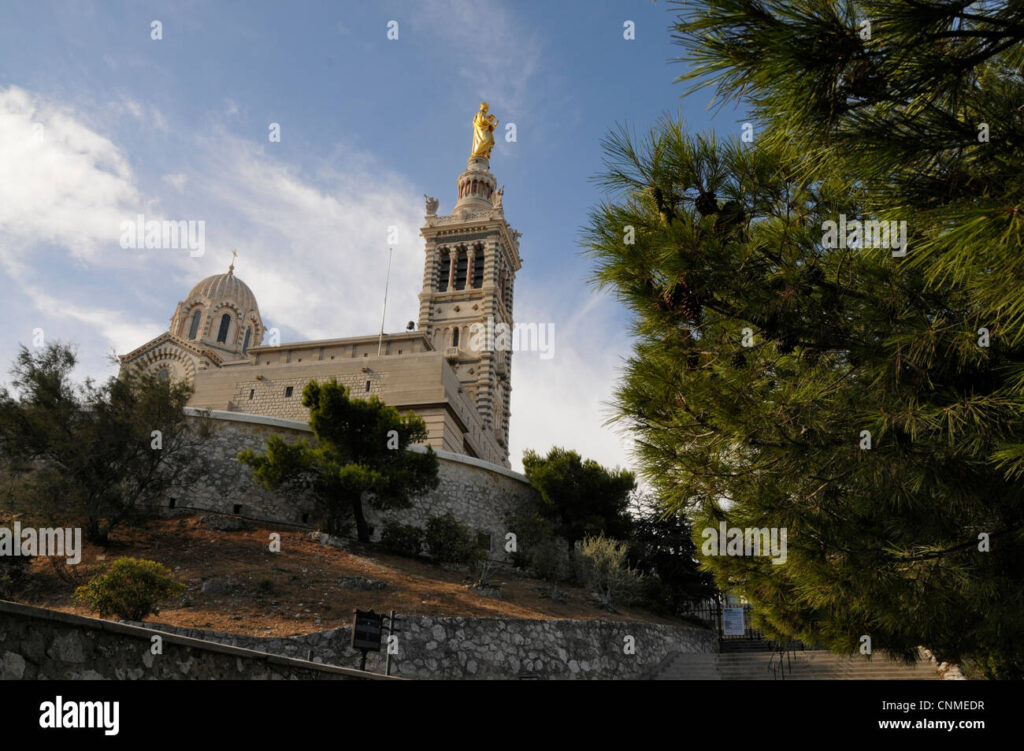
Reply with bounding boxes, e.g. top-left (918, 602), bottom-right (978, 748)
top-left (421, 215), bottom-right (522, 271)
